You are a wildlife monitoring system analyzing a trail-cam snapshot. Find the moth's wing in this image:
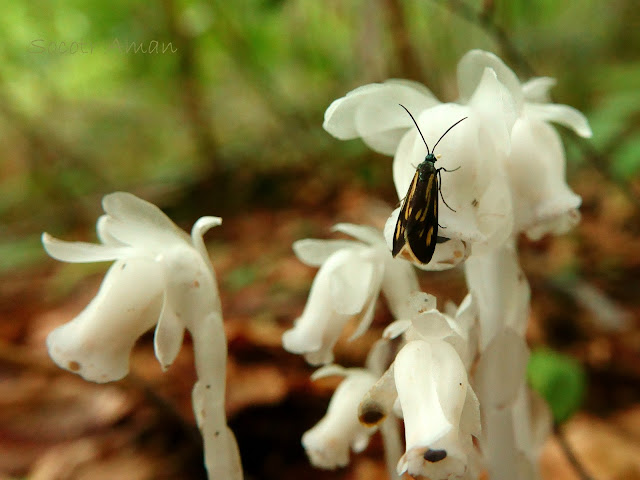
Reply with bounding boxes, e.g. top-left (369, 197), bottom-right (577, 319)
top-left (404, 169), bottom-right (439, 265)
top-left (392, 170), bottom-right (420, 257)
